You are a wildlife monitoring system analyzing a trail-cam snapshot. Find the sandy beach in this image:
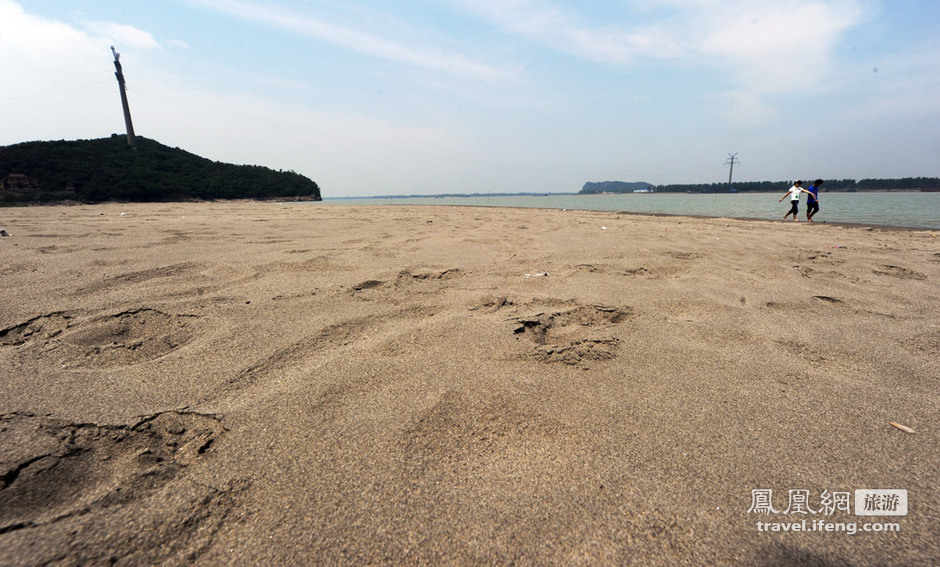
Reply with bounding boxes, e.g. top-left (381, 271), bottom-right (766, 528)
top-left (1, 201), bottom-right (937, 565)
